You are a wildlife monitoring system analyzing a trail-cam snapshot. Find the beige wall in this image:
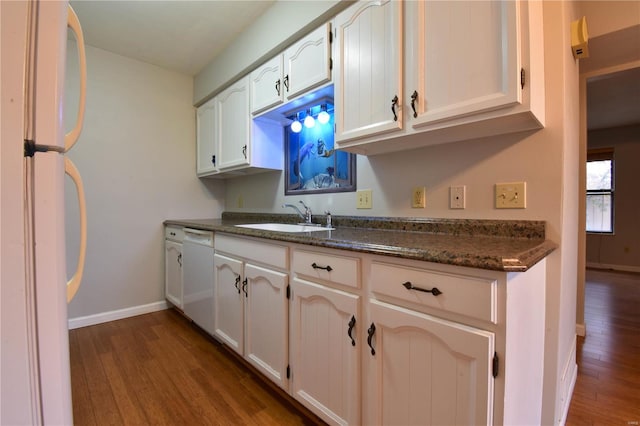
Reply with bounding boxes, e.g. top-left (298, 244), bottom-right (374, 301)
top-left (64, 43), bottom-right (225, 319)
top-left (586, 124), bottom-right (640, 271)
top-left (577, 0), bottom-right (640, 38)
top-left (576, 1), bottom-right (640, 336)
